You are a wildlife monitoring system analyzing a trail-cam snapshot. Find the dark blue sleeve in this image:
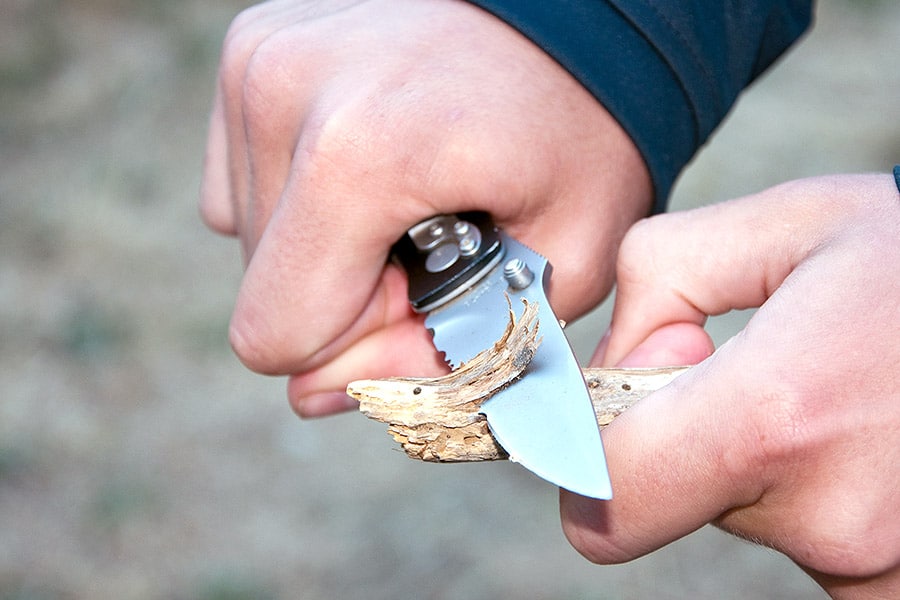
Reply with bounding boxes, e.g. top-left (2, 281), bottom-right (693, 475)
top-left (465, 0), bottom-right (813, 211)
